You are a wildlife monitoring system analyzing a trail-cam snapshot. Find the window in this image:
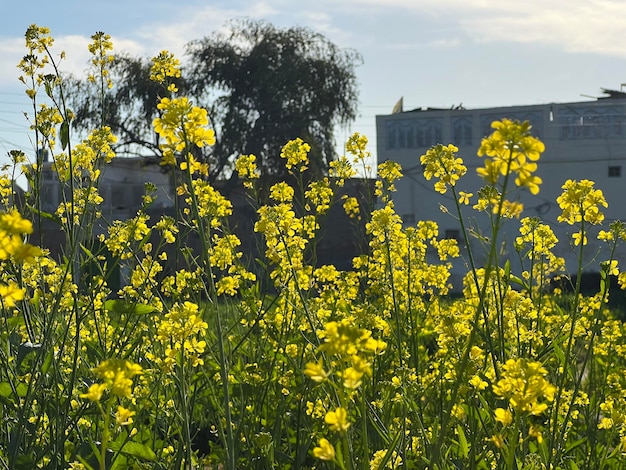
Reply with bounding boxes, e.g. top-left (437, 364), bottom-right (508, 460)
top-left (453, 117), bottom-right (472, 146)
top-left (609, 166), bottom-right (622, 177)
